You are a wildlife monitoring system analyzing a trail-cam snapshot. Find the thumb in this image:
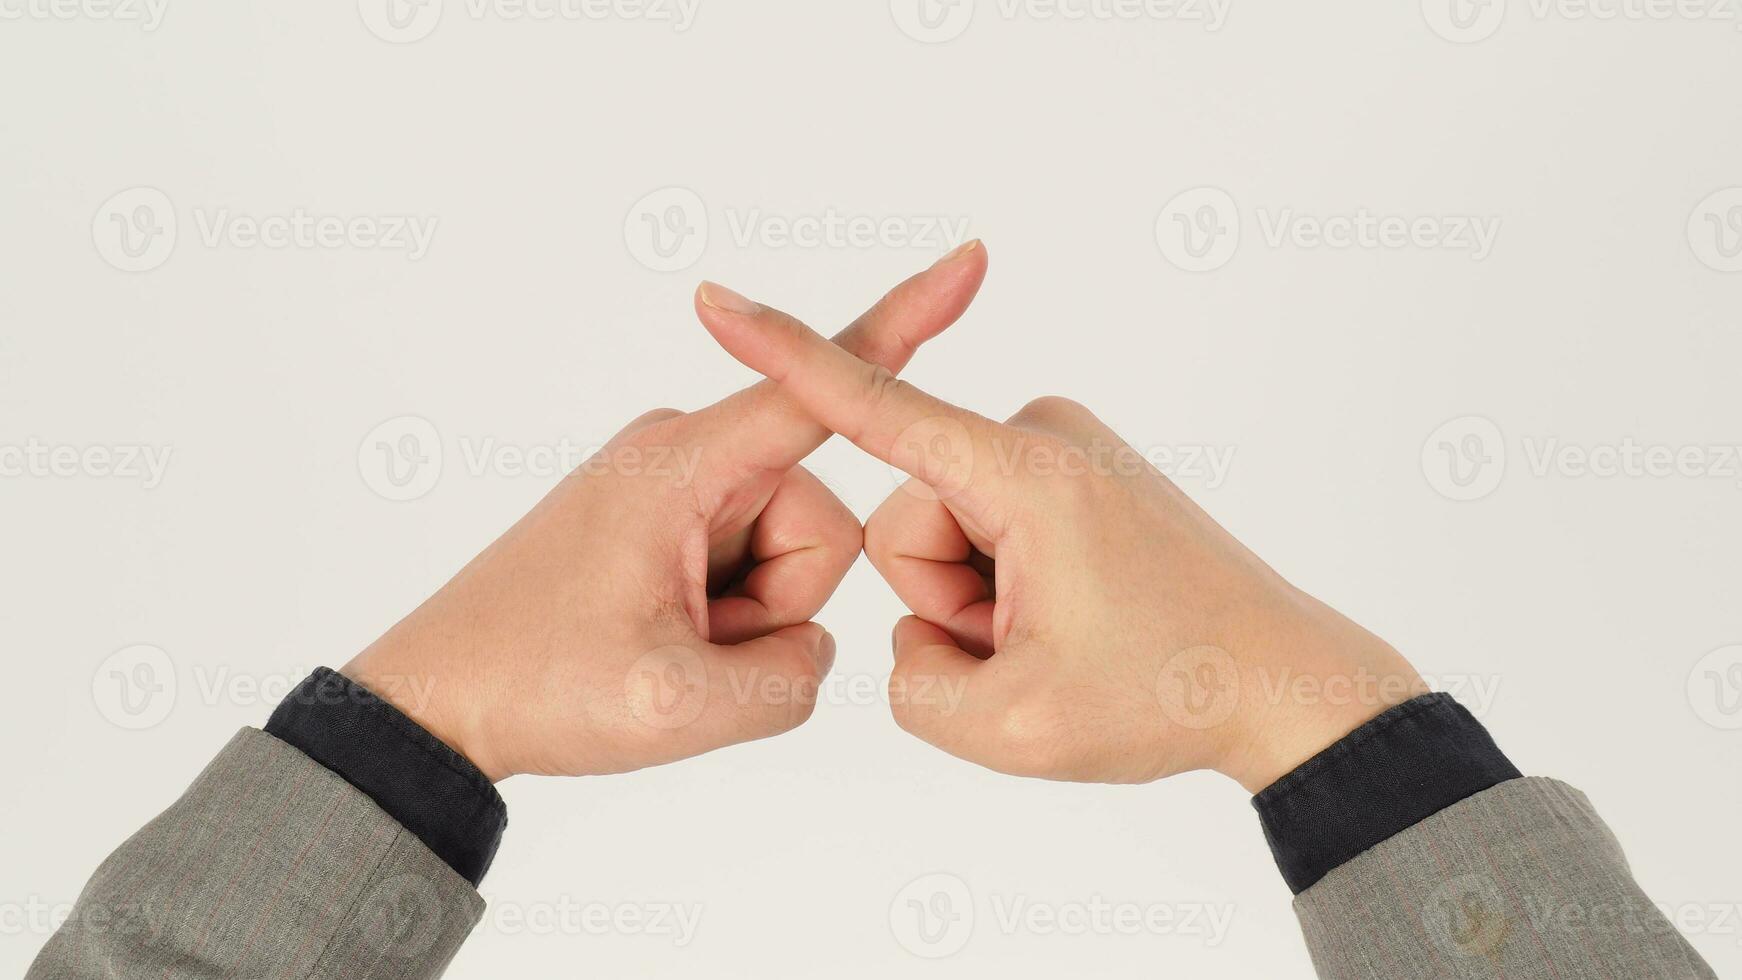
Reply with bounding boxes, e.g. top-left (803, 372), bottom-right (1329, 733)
top-left (703, 622), bottom-right (837, 740)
